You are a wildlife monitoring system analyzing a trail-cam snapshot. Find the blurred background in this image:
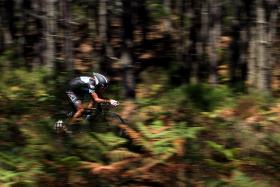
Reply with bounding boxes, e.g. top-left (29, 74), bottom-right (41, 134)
top-left (0, 0), bottom-right (279, 186)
